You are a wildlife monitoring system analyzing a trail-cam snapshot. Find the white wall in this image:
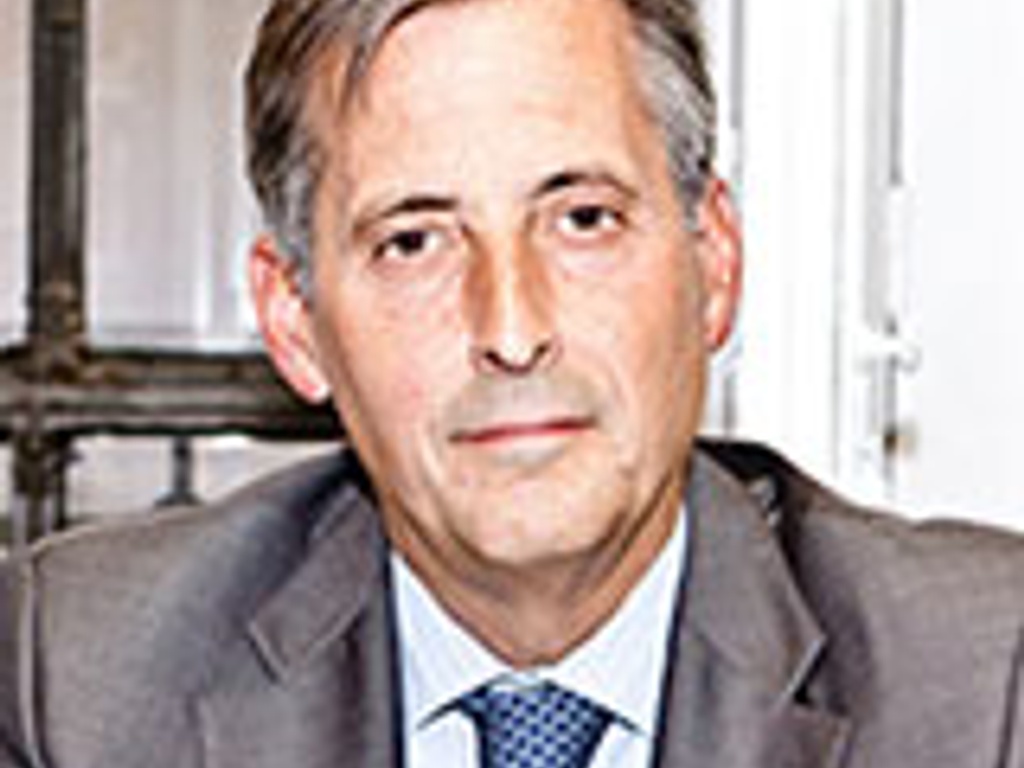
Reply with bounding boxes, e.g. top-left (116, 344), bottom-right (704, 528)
top-left (0, 0), bottom-right (28, 343)
top-left (730, 0), bottom-right (847, 481)
top-left (894, 0), bottom-right (1024, 525)
top-left (732, 0), bottom-right (1024, 528)
top-left (88, 0), bottom-right (266, 349)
